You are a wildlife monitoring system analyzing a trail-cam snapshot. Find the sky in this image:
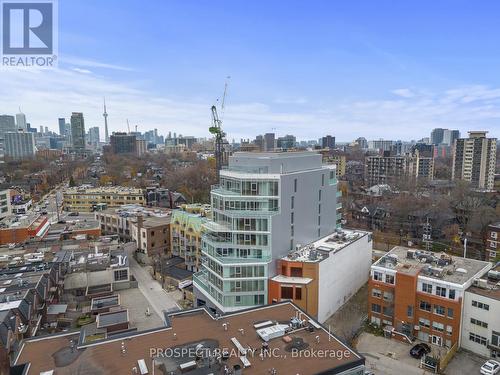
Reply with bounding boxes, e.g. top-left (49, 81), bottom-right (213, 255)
top-left (1, 0), bottom-right (499, 142)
